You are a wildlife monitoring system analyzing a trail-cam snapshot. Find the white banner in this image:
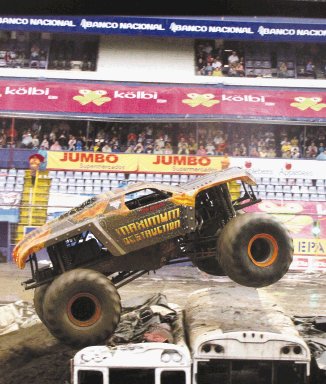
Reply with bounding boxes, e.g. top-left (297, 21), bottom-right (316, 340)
top-left (230, 157), bottom-right (326, 180)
